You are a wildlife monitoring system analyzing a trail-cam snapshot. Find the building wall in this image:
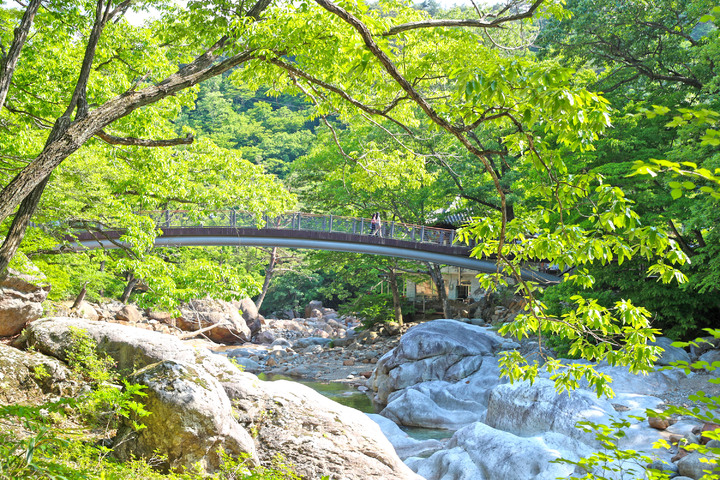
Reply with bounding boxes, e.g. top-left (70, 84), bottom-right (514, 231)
top-left (406, 267), bottom-right (485, 301)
